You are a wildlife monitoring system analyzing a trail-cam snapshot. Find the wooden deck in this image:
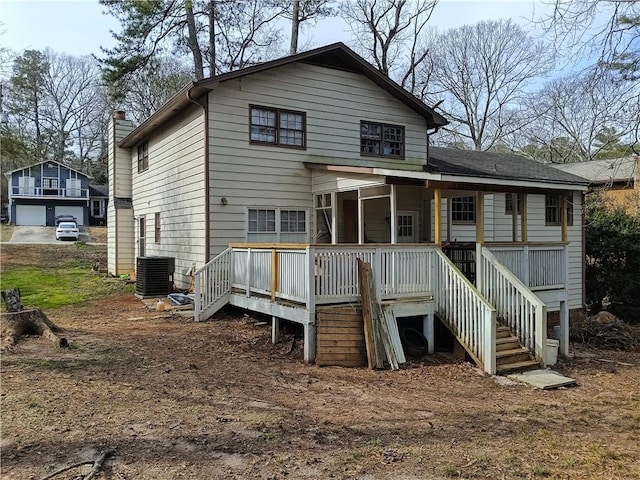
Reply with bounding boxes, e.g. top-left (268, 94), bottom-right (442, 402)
top-left (194, 242), bottom-right (569, 374)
